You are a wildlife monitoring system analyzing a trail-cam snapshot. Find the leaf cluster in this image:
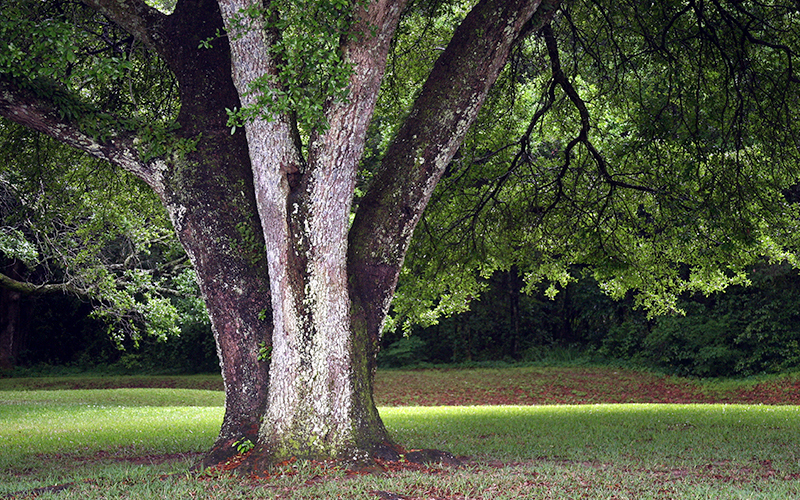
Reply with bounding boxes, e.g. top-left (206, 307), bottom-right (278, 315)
top-left (0, 121), bottom-right (204, 347)
top-left (224, 0), bottom-right (364, 134)
top-left (390, 0), bottom-right (800, 328)
top-left (0, 0), bottom-right (179, 138)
